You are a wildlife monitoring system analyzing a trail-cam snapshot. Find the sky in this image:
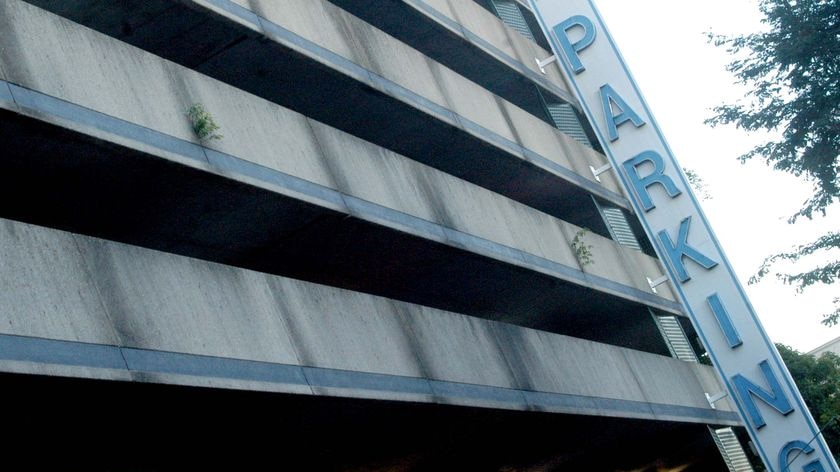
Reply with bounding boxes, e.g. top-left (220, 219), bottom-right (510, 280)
top-left (592, 0), bottom-right (839, 352)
